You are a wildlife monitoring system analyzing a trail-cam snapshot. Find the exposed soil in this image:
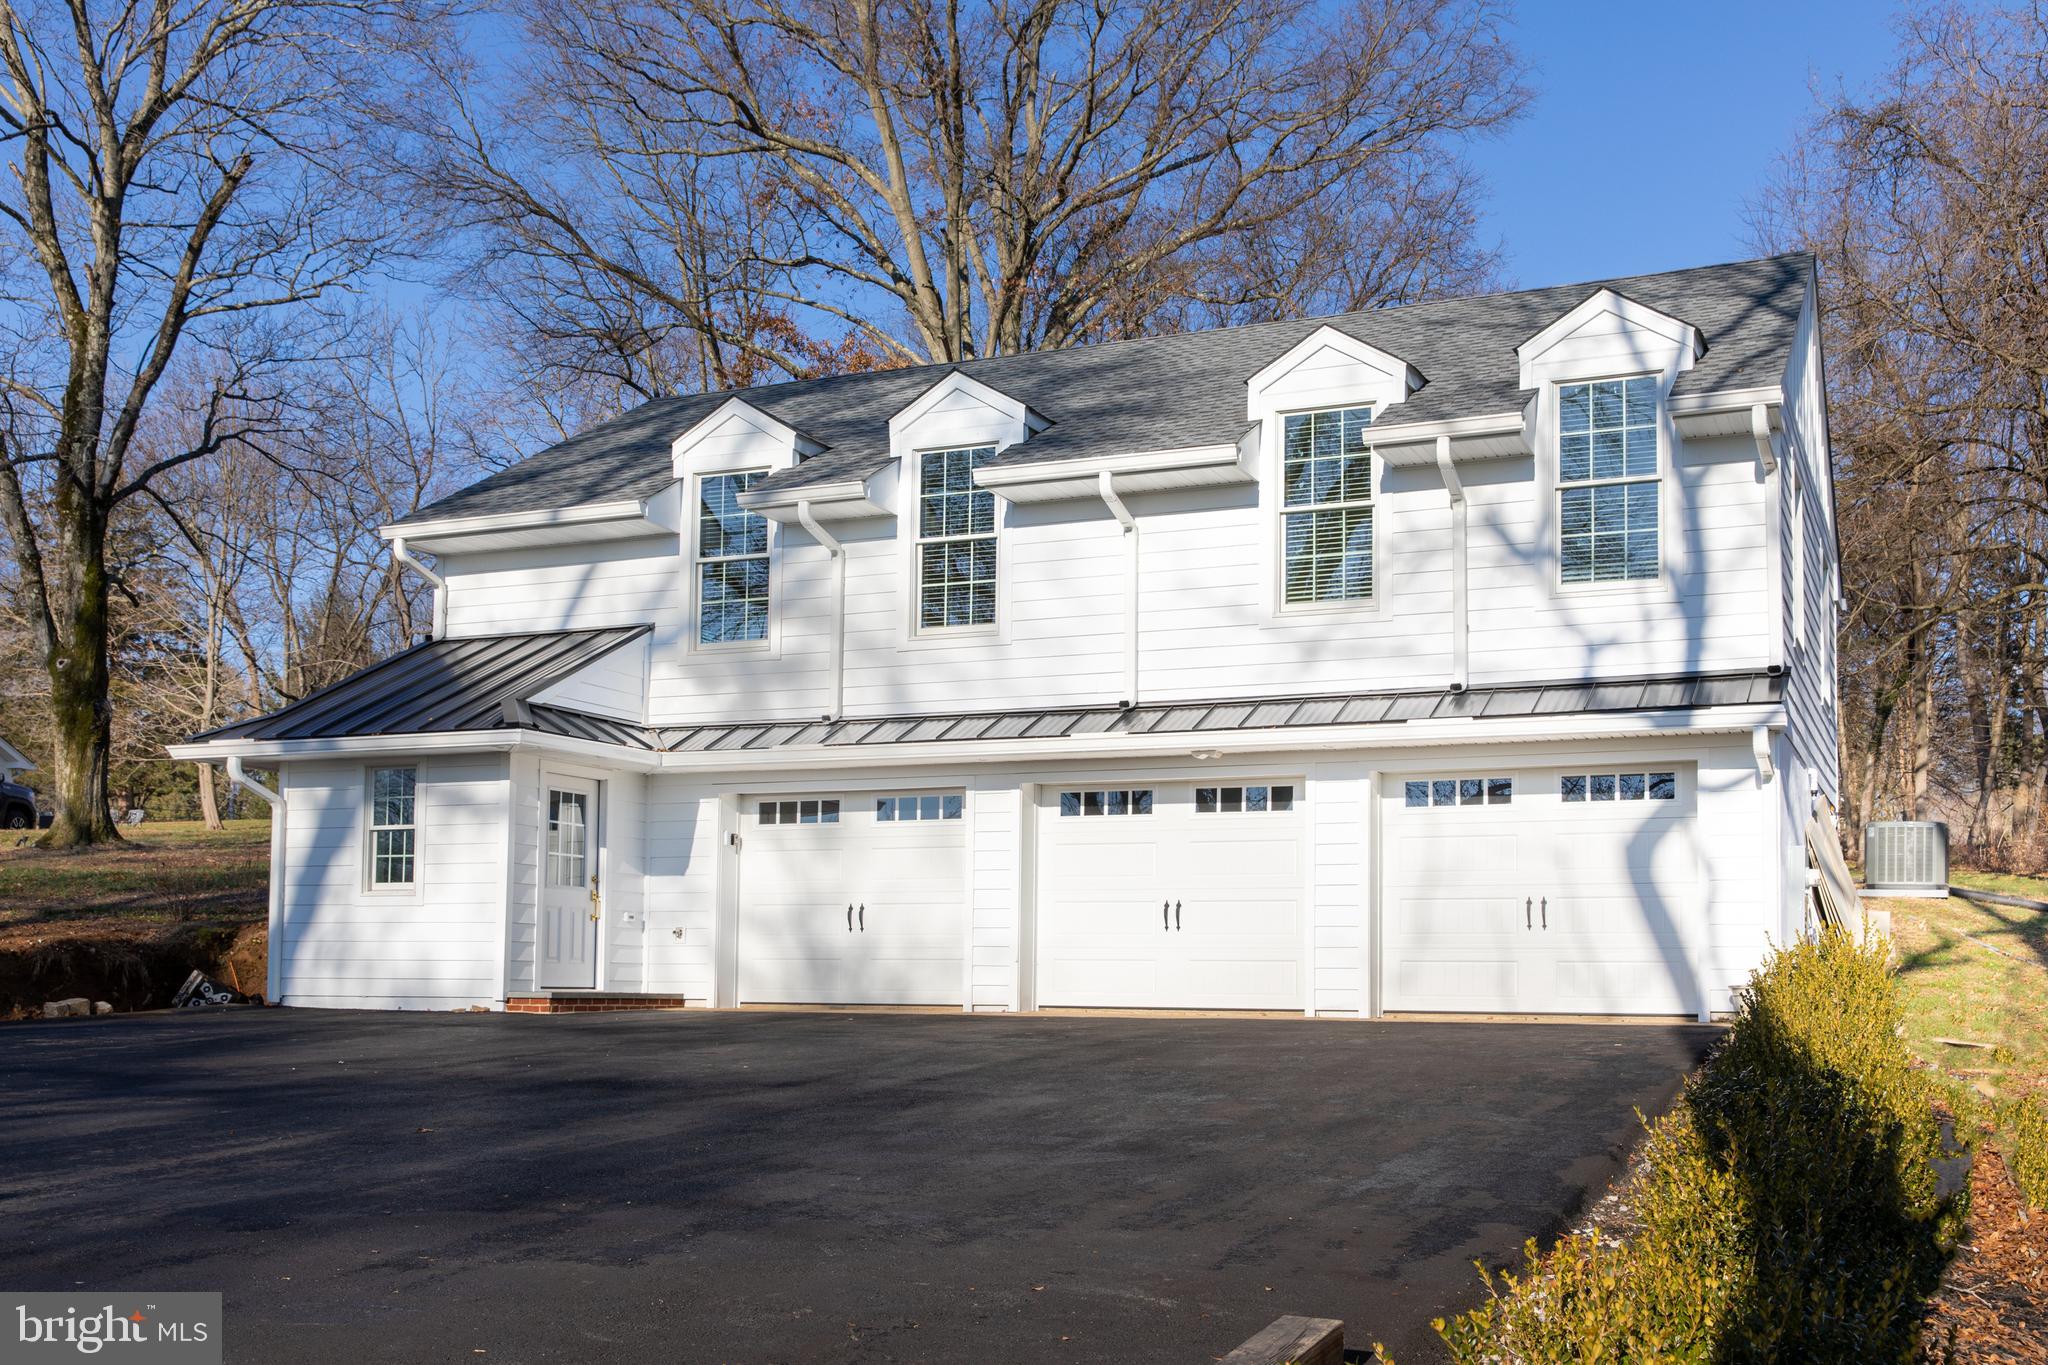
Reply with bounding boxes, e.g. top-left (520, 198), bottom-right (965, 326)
top-left (0, 921), bottom-right (267, 1018)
